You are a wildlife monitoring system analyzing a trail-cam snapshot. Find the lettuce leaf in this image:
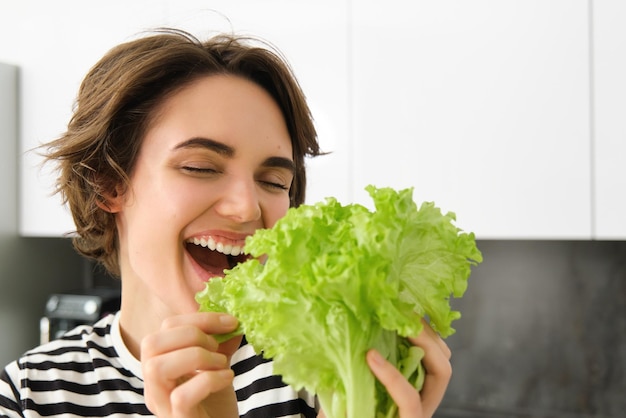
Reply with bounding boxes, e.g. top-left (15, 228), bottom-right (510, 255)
top-left (196, 185), bottom-right (482, 418)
